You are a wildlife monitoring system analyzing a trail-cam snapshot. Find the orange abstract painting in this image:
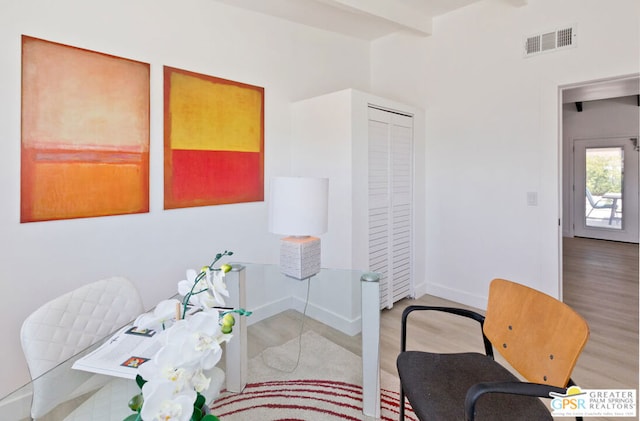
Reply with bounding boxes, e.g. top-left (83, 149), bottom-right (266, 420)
top-left (21, 36), bottom-right (150, 223)
top-left (164, 66), bottom-right (264, 209)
